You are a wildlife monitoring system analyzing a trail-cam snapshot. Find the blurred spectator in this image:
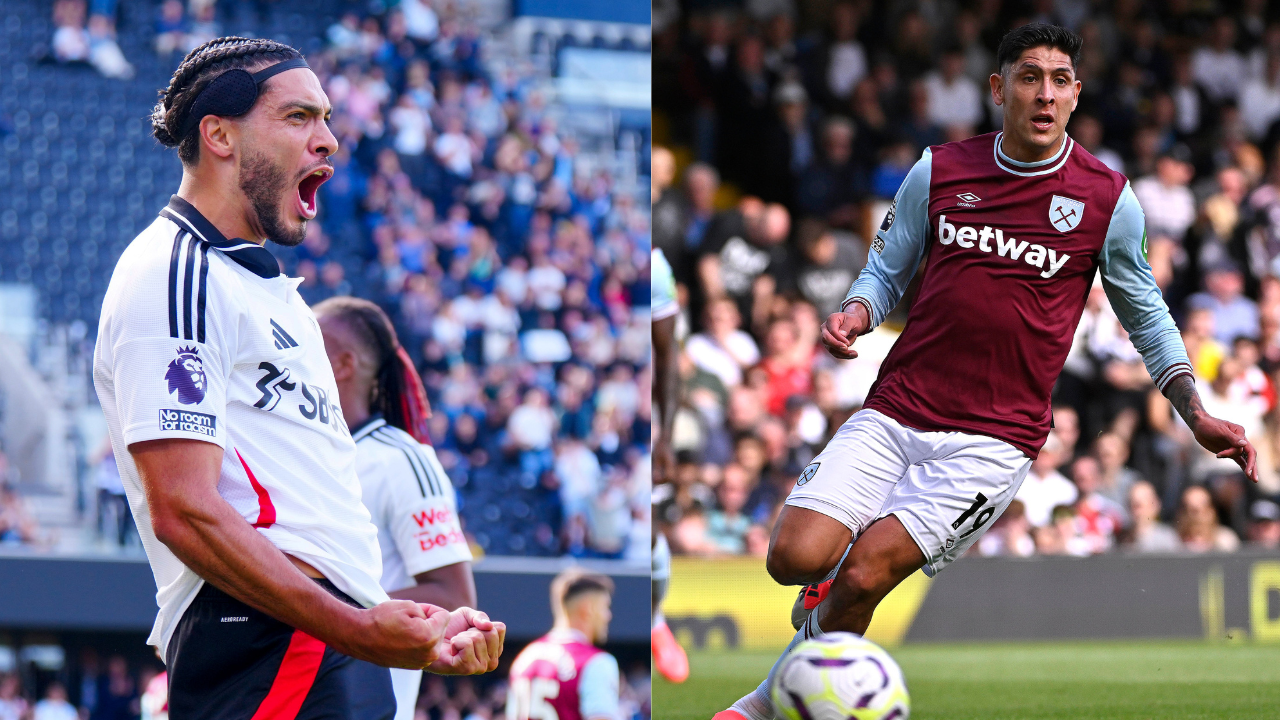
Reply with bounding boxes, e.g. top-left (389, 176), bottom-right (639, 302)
top-left (89, 655), bottom-right (136, 720)
top-left (154, 0), bottom-right (187, 59)
top-left (51, 0), bottom-right (91, 64)
top-left (1014, 433), bottom-right (1077, 528)
top-left (795, 118), bottom-right (863, 227)
top-left (1176, 485), bottom-right (1241, 552)
top-left (1071, 456), bottom-right (1124, 555)
top-left (1094, 432), bottom-right (1142, 514)
top-left (0, 674), bottom-right (28, 720)
top-left (706, 463), bottom-right (752, 554)
top-left (1071, 114), bottom-right (1125, 174)
top-left (1247, 499), bottom-right (1280, 548)
top-left (1187, 263), bottom-right (1260, 344)
top-left (1133, 146), bottom-right (1196, 243)
top-left (823, 2), bottom-right (867, 103)
top-left (1121, 481), bottom-right (1182, 553)
top-left (1240, 50), bottom-right (1280, 142)
top-left (788, 219), bottom-right (864, 316)
top-left (94, 445), bottom-right (133, 547)
top-left (33, 682), bottom-right (77, 720)
top-left (923, 47), bottom-right (983, 133)
top-left (685, 298), bottom-right (760, 389)
top-left (0, 483), bottom-right (38, 545)
top-left (1192, 17), bottom-right (1245, 104)
top-left (976, 499), bottom-right (1035, 557)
